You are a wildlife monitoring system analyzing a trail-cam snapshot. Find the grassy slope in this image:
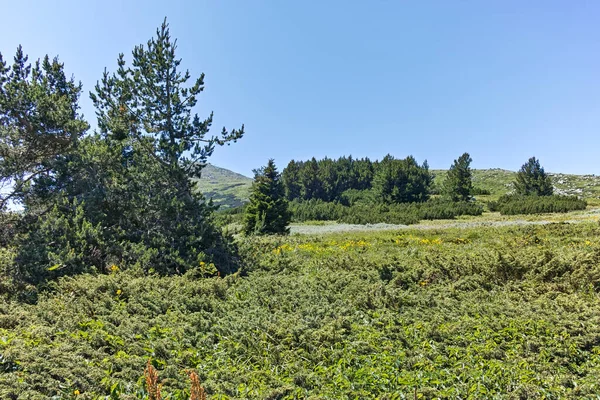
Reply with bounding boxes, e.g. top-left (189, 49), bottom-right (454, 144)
top-left (433, 169), bottom-right (600, 198)
top-left (2, 223), bottom-right (600, 398)
top-left (195, 164), bottom-right (252, 208)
